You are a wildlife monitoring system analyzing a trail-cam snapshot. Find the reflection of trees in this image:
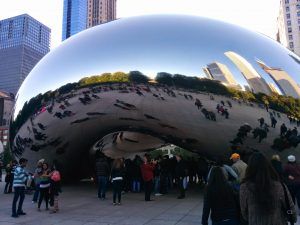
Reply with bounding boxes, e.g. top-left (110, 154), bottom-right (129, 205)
top-left (11, 70), bottom-right (300, 145)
